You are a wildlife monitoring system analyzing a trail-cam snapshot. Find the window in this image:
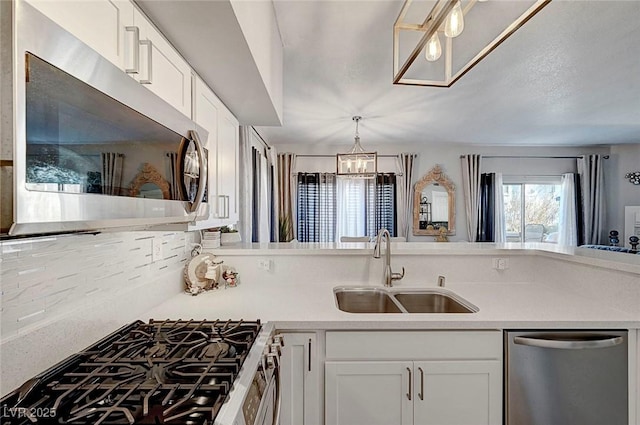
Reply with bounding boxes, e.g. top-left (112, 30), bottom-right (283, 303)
top-left (297, 173), bottom-right (336, 243)
top-left (503, 178), bottom-right (561, 243)
top-left (297, 173), bottom-right (397, 242)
